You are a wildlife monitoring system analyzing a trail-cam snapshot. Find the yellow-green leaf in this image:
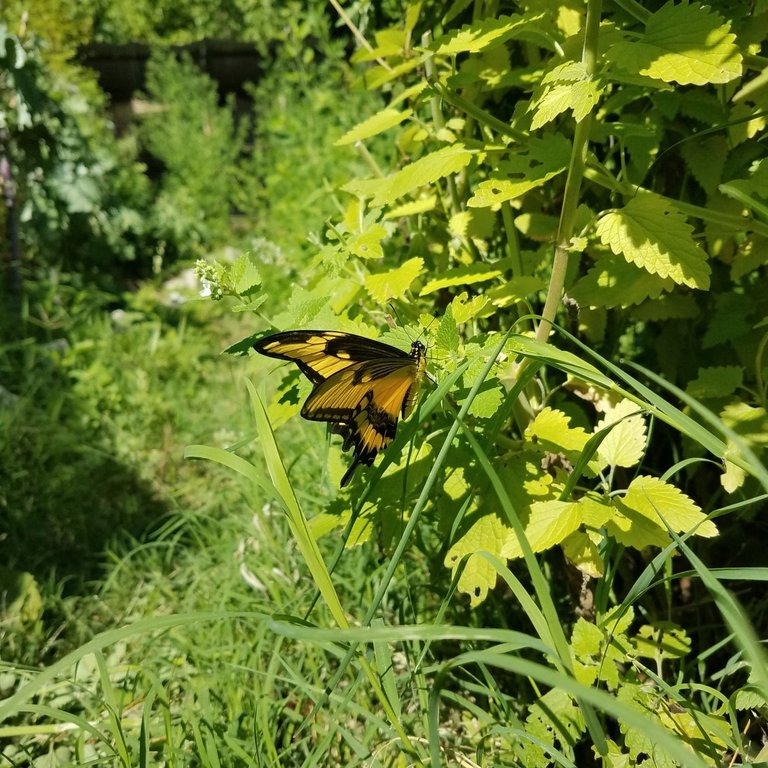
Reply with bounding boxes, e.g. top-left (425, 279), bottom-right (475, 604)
top-left (335, 108), bottom-right (413, 146)
top-left (525, 406), bottom-right (590, 453)
top-left (622, 475), bottom-right (718, 537)
top-left (529, 62), bottom-right (603, 129)
top-left (595, 194), bottom-right (711, 290)
top-left (562, 531), bottom-right (604, 578)
top-left (444, 512), bottom-right (516, 606)
top-left (364, 257), bottom-right (424, 302)
top-left (383, 196), bottom-right (437, 219)
top-left (596, 399), bottom-right (647, 469)
top-left (348, 225), bottom-right (387, 260)
top-left (450, 292), bottom-right (492, 323)
top-left (345, 144), bottom-right (473, 207)
top-left (420, 258), bottom-right (511, 295)
top-left (569, 254), bottom-right (677, 309)
top-left (606, 2), bottom-right (742, 86)
top-left (432, 13), bottom-right (529, 55)
top-left (468, 134), bottom-right (570, 207)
